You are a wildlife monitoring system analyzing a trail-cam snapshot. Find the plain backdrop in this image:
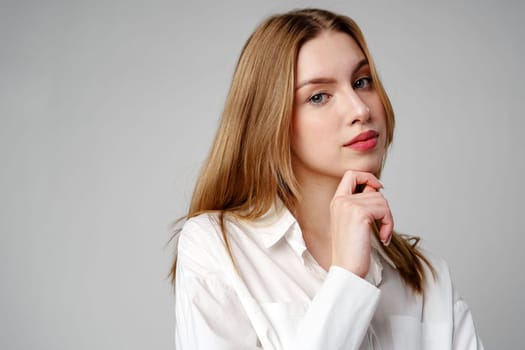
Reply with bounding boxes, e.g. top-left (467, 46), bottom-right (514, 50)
top-left (1, 0), bottom-right (523, 349)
